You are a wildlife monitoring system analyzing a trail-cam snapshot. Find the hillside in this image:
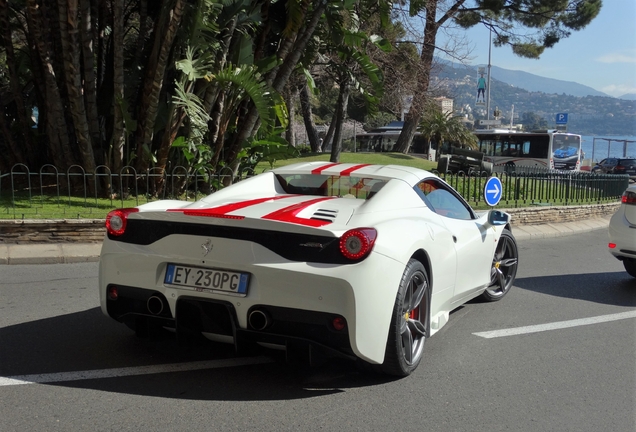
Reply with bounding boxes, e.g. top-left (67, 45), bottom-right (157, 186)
top-left (434, 62), bottom-right (636, 136)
